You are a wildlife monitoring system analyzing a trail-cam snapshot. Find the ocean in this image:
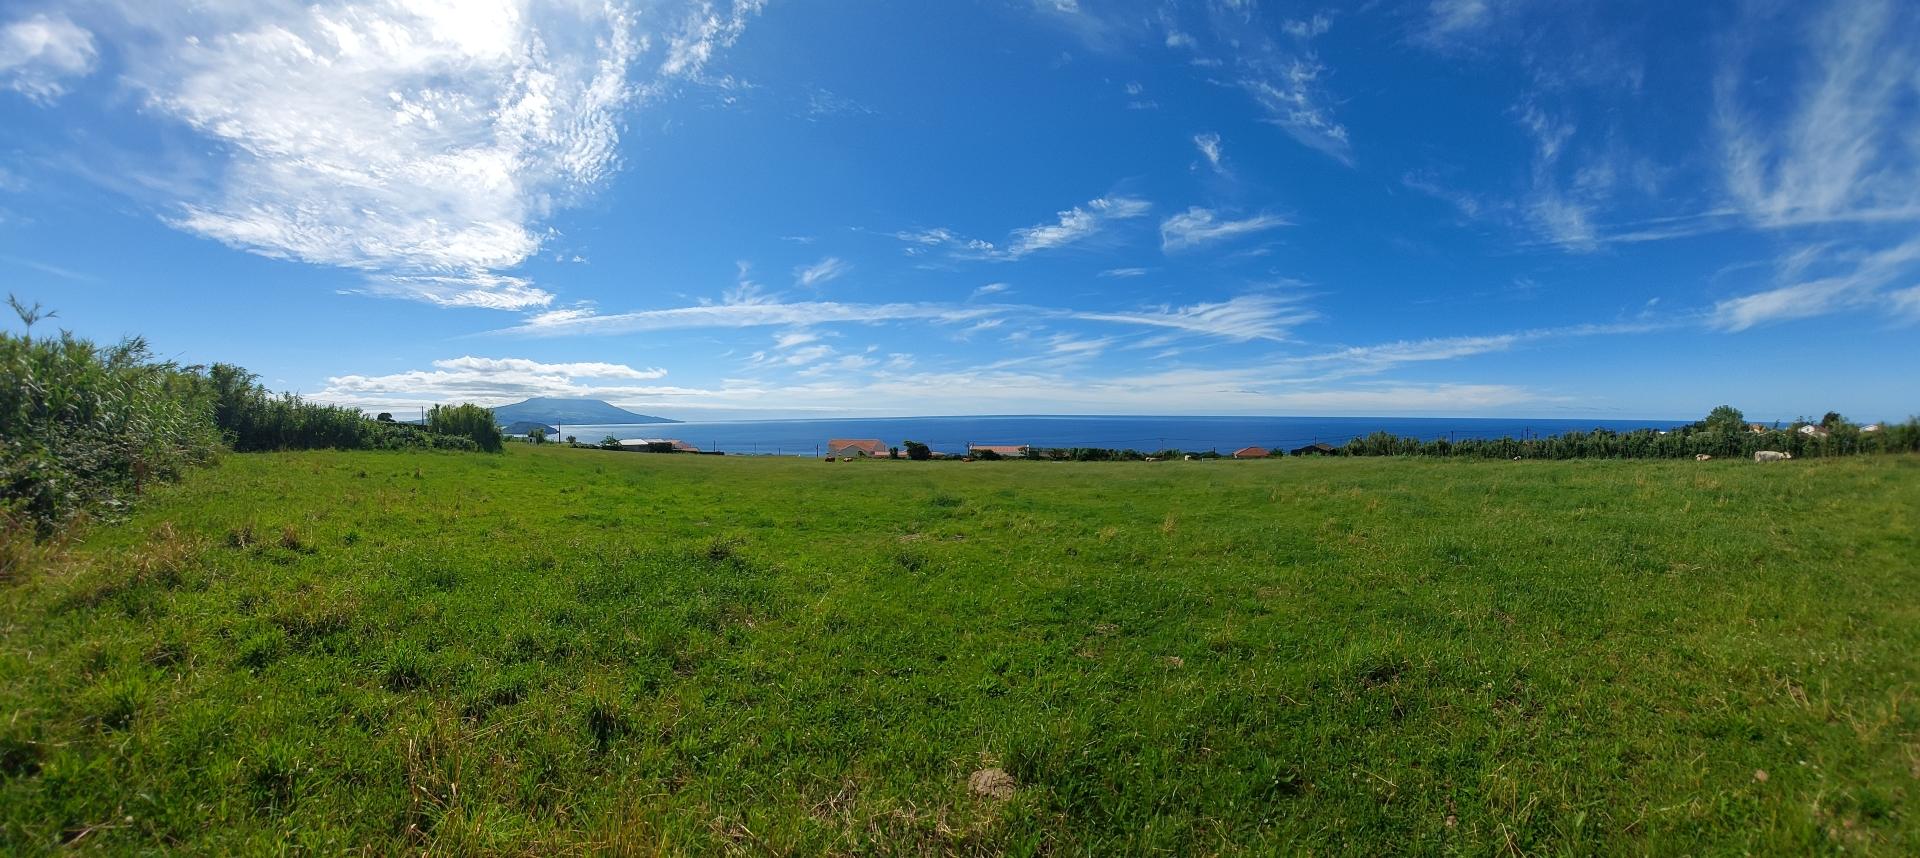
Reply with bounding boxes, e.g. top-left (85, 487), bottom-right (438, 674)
top-left (546, 415), bottom-right (1692, 456)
